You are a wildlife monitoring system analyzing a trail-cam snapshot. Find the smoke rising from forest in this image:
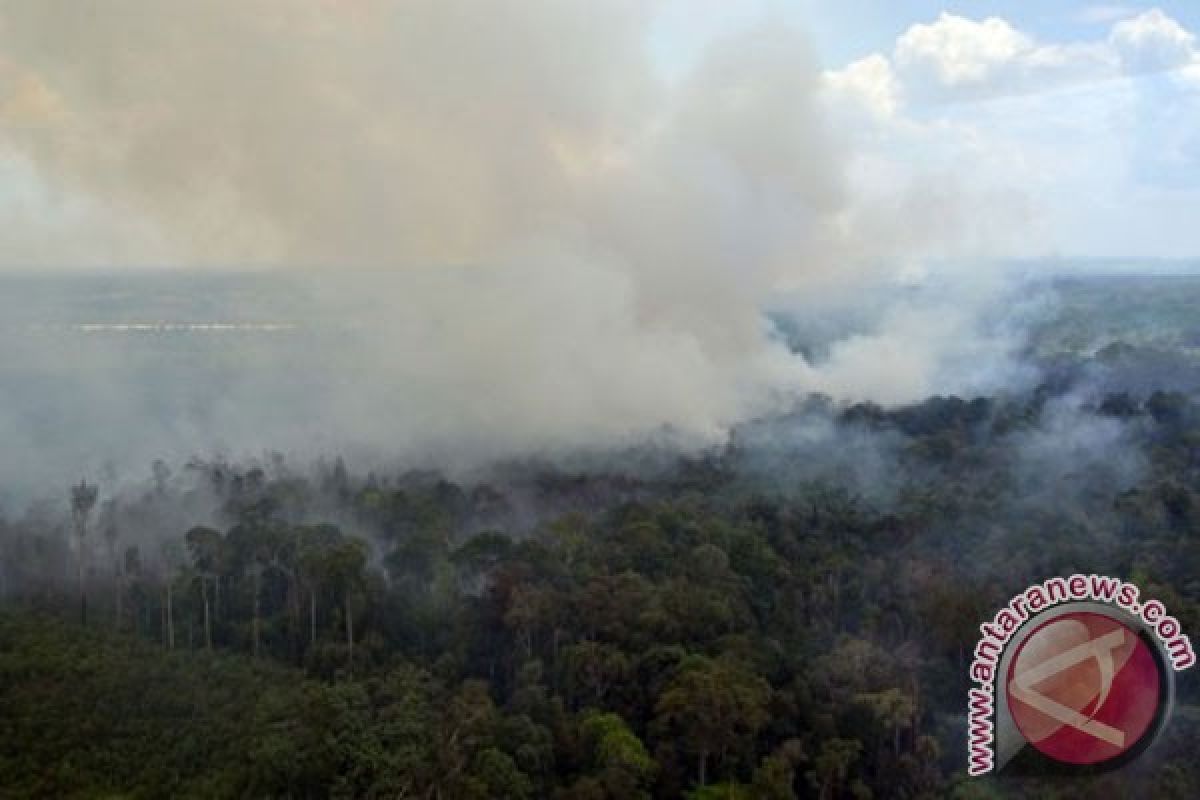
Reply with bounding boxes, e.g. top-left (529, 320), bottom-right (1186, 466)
top-left (5, 6), bottom-right (1200, 796)
top-left (0, 0), bottom-right (1038, 492)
